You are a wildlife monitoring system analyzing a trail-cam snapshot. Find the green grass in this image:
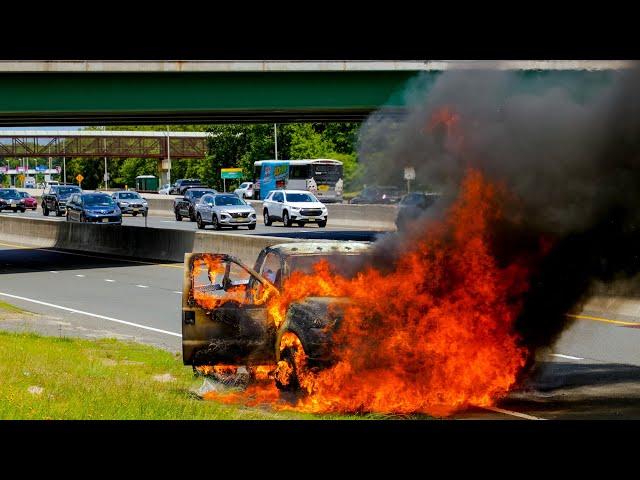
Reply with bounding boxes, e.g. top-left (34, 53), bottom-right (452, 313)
top-left (0, 301), bottom-right (26, 313)
top-left (0, 330), bottom-right (389, 420)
